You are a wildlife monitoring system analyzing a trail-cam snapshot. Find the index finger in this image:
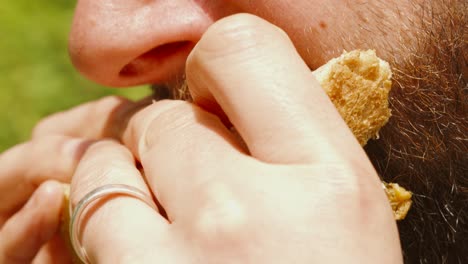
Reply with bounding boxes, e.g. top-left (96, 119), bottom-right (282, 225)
top-left (186, 14), bottom-right (366, 165)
